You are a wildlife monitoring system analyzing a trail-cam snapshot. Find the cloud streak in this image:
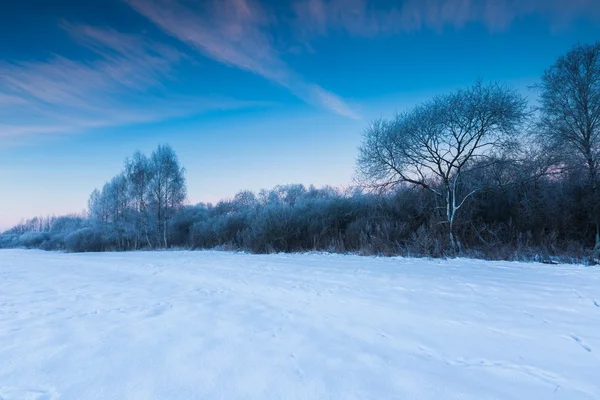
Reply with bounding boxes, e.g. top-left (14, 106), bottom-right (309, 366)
top-left (0, 23), bottom-right (263, 144)
top-left (292, 0), bottom-right (600, 37)
top-left (125, 0), bottom-right (598, 119)
top-left (3, 0), bottom-right (596, 143)
top-left (127, 0), bottom-right (359, 119)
